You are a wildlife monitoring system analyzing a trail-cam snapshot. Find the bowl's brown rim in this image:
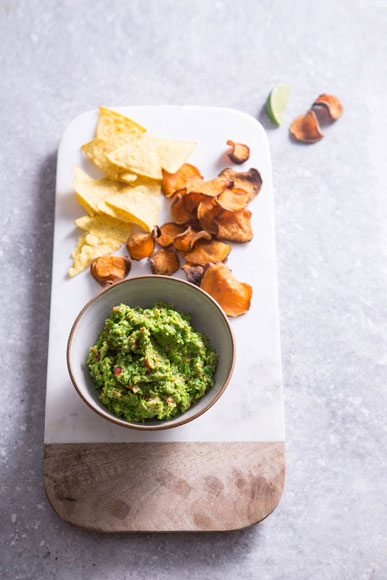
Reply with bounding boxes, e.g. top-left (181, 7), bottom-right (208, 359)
top-left (66, 275), bottom-right (236, 431)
